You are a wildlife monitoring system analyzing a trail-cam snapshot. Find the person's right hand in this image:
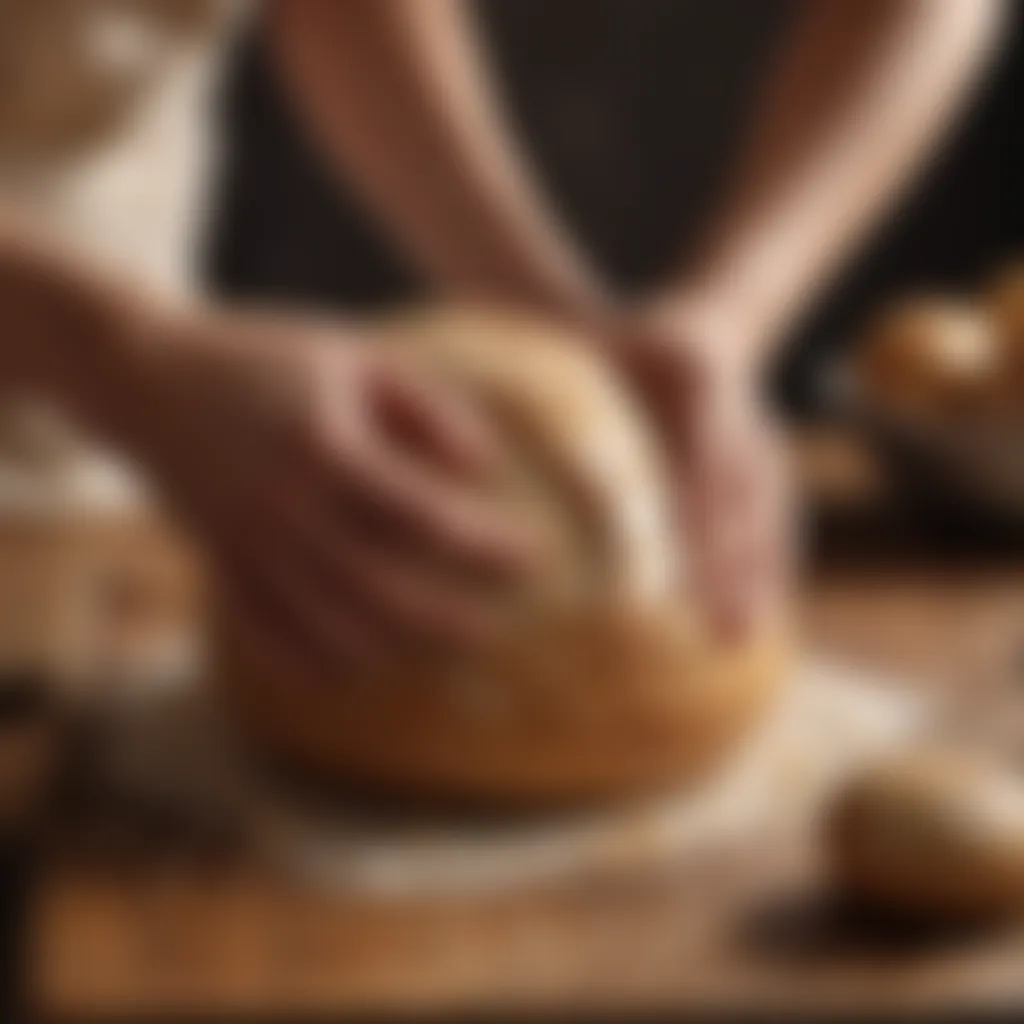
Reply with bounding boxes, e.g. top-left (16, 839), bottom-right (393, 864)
top-left (129, 310), bottom-right (533, 670)
top-left (605, 301), bottom-right (792, 640)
